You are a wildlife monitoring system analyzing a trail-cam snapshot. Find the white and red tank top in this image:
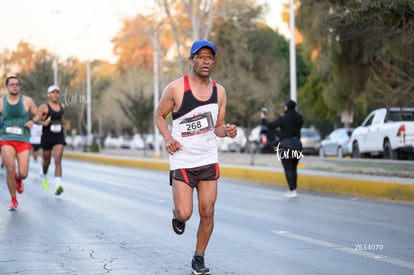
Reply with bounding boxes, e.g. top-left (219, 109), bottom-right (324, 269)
top-left (169, 75), bottom-right (219, 169)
